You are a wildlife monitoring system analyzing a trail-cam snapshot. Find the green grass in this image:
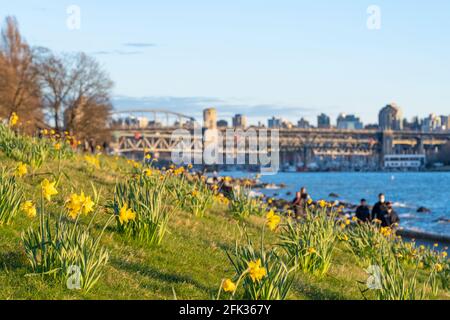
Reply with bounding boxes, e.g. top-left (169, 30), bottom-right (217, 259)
top-left (0, 153), bottom-right (448, 300)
